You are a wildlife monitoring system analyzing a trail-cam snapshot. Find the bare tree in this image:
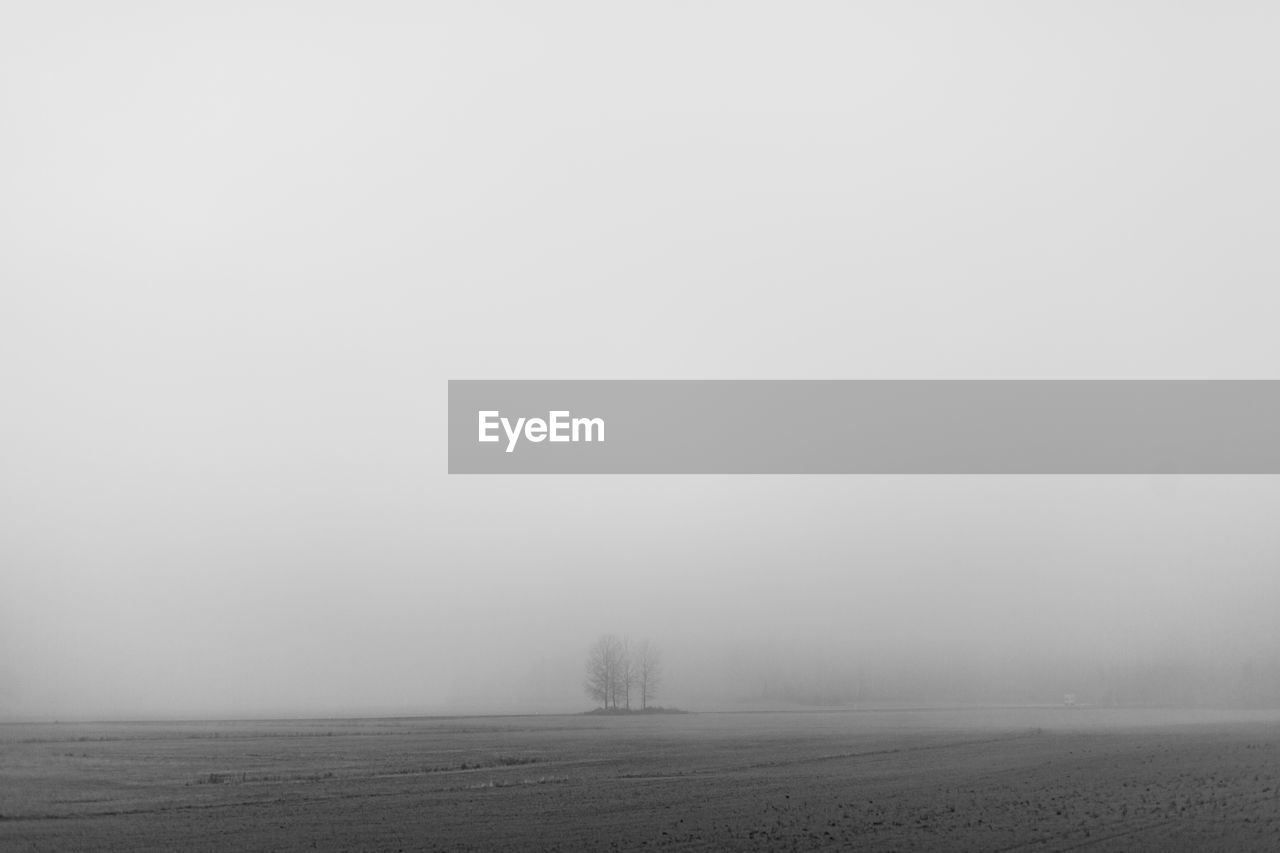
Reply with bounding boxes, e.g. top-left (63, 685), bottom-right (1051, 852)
top-left (586, 635), bottom-right (662, 711)
top-left (584, 634), bottom-right (626, 710)
top-left (584, 639), bottom-right (608, 708)
top-left (620, 638), bottom-right (635, 711)
top-left (634, 639), bottom-right (662, 710)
